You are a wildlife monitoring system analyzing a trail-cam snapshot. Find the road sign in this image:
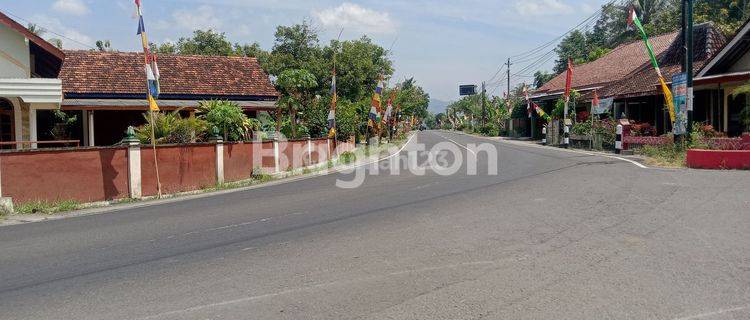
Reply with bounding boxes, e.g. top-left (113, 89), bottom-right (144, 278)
top-left (459, 85), bottom-right (477, 96)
